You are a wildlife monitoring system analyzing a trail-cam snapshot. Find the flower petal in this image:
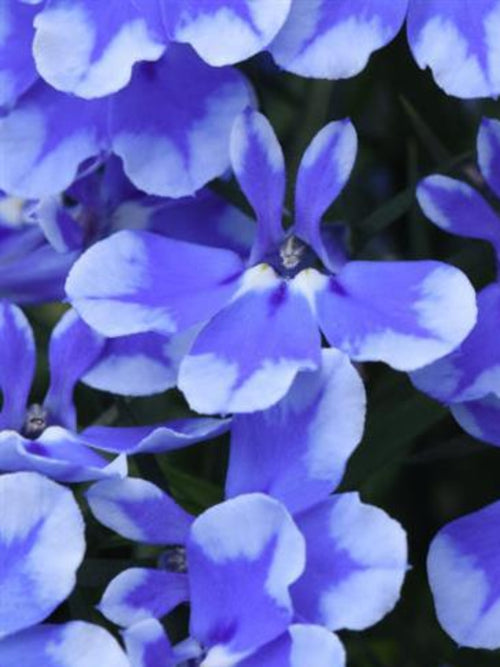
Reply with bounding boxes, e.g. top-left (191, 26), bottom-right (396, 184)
top-left (99, 568), bottom-right (188, 627)
top-left (66, 230), bottom-right (244, 337)
top-left (82, 417), bottom-right (230, 455)
top-left (123, 619), bottom-right (176, 667)
top-left (239, 624), bottom-right (346, 667)
top-left (110, 46), bottom-right (253, 198)
top-left (87, 478), bottom-right (193, 545)
top-left (478, 117), bottom-right (500, 199)
top-left (294, 119), bottom-right (357, 270)
top-left (179, 265), bottom-right (321, 414)
top-left (163, 0), bottom-right (291, 66)
top-left (428, 499), bottom-right (500, 648)
top-left (292, 493), bottom-right (407, 631)
top-left (0, 300), bottom-right (35, 431)
top-left (0, 622), bottom-right (128, 667)
top-left (188, 493), bottom-right (305, 660)
top-left (315, 261), bottom-right (477, 371)
top-left (44, 310), bottom-right (105, 430)
top-left (0, 472), bottom-right (85, 636)
top-left (407, 0), bottom-right (500, 98)
top-left (0, 81), bottom-right (107, 198)
top-left (451, 394), bottom-right (500, 447)
top-left (33, 0), bottom-right (165, 98)
top-left (226, 349), bottom-right (365, 514)
top-left (417, 174), bottom-right (500, 253)
top-left (230, 109), bottom-right (285, 262)
top-left (411, 284), bottom-right (500, 403)
top-left (269, 0), bottom-right (407, 79)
